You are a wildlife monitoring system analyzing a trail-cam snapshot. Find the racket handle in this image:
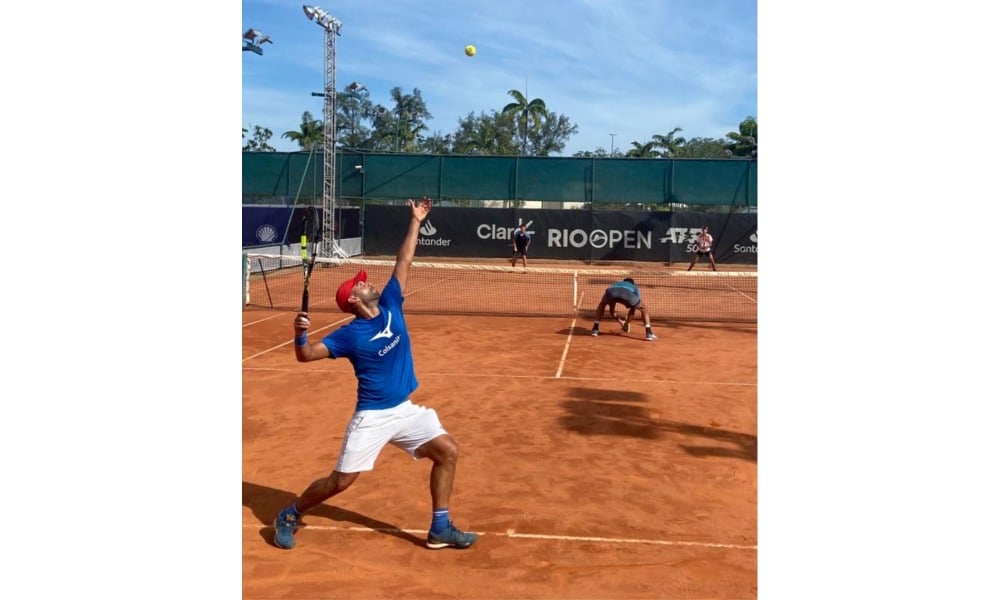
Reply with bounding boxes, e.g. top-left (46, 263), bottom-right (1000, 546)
top-left (301, 290), bottom-right (309, 313)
